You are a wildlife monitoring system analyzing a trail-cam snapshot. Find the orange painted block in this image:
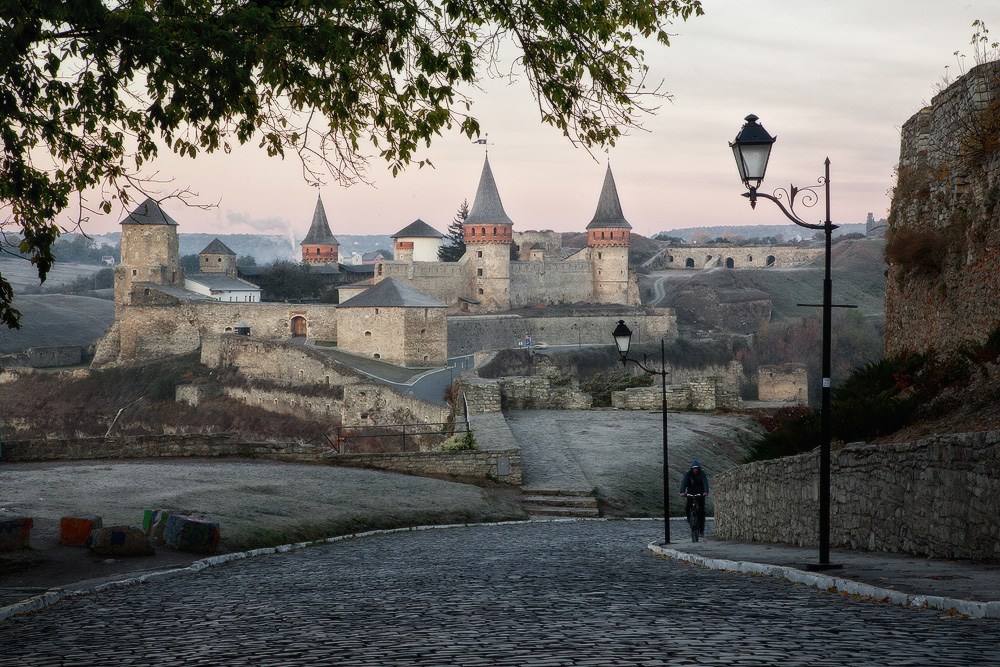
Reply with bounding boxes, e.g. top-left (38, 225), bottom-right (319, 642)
top-left (60, 515), bottom-right (103, 546)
